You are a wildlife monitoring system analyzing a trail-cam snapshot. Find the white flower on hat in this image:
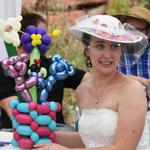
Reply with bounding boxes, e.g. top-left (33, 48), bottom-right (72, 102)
top-left (0, 15), bottom-right (22, 47)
